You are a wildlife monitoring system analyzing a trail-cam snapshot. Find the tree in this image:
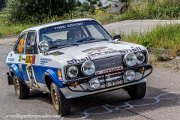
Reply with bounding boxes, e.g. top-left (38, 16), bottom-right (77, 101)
top-left (0, 0), bottom-right (5, 10)
top-left (5, 0), bottom-right (77, 22)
